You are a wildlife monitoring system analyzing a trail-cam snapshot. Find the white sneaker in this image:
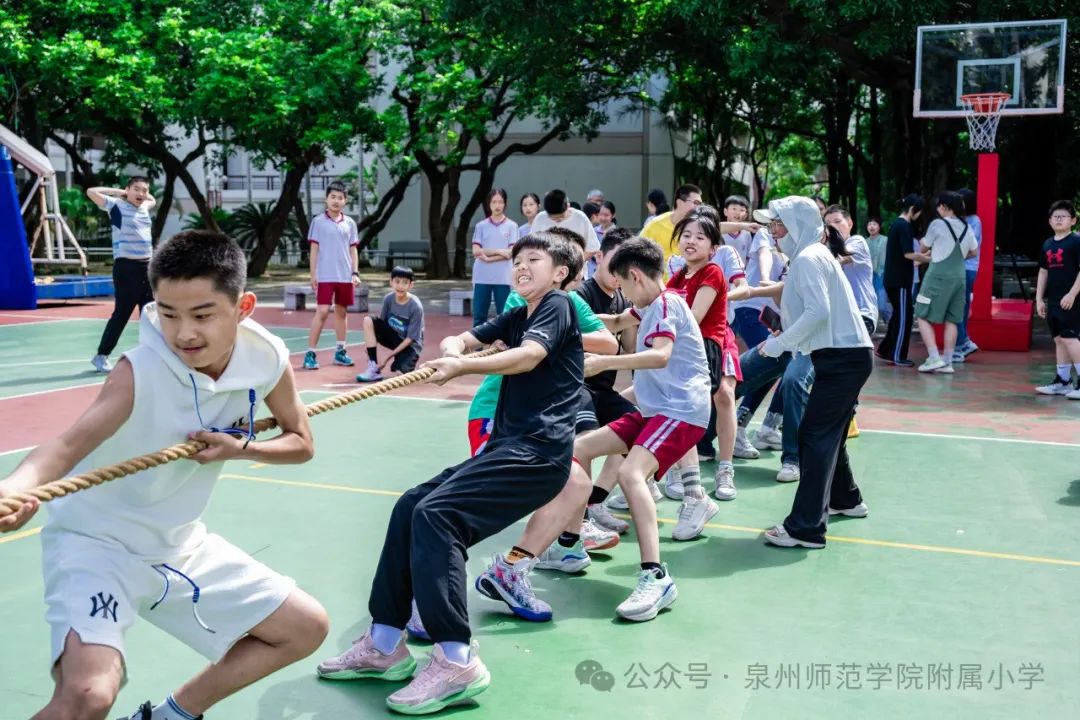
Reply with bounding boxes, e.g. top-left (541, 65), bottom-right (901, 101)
top-left (960, 340), bottom-right (979, 357)
top-left (733, 426), bottom-right (760, 459)
top-left (935, 363), bottom-right (955, 374)
top-left (828, 502), bottom-right (869, 518)
top-left (615, 566), bottom-right (677, 622)
top-left (648, 479), bottom-right (663, 503)
top-left (918, 357), bottom-right (947, 373)
top-left (752, 425), bottom-right (783, 451)
top-left (90, 354), bottom-right (112, 373)
top-left (776, 462), bottom-right (800, 483)
top-left (672, 495), bottom-right (719, 541)
top-left (951, 351), bottom-right (966, 364)
top-left (1036, 376), bottom-right (1073, 395)
top-left (606, 481), bottom-right (662, 508)
top-left (605, 489), bottom-right (629, 510)
top-left (581, 519), bottom-right (619, 551)
top-left (713, 465), bottom-right (736, 501)
top-left (662, 468), bottom-right (684, 501)
top-left (587, 503), bottom-right (628, 534)
top-left (1067, 387), bottom-right (1080, 400)
top-left (537, 539), bottom-right (591, 573)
